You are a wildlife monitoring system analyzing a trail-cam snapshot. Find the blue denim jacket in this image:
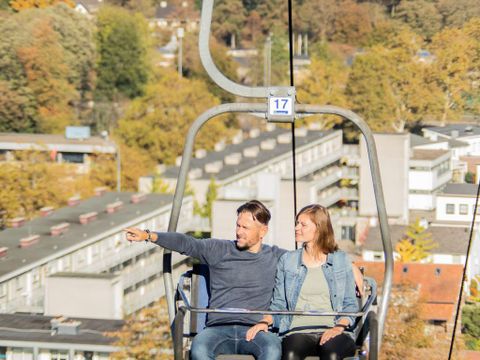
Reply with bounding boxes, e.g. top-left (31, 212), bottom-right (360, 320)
top-left (269, 249), bottom-right (358, 336)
